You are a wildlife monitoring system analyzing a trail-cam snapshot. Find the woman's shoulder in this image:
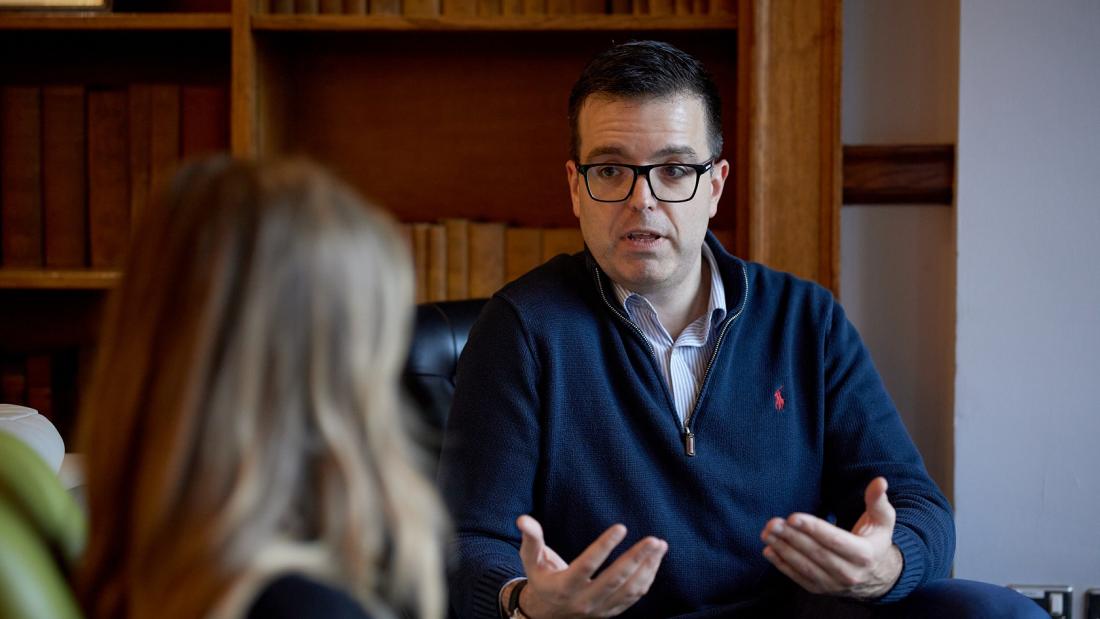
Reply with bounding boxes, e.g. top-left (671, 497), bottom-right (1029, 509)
top-left (246, 573), bottom-right (373, 619)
